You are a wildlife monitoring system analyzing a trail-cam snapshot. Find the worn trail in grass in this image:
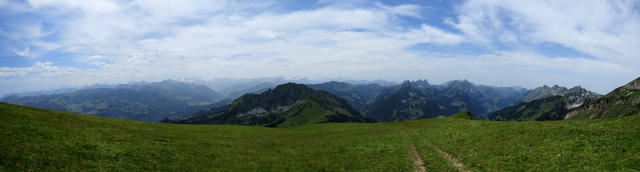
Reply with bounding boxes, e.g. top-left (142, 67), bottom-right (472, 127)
top-left (409, 144), bottom-right (426, 172)
top-left (1, 103), bottom-right (639, 171)
top-left (434, 146), bottom-right (467, 172)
